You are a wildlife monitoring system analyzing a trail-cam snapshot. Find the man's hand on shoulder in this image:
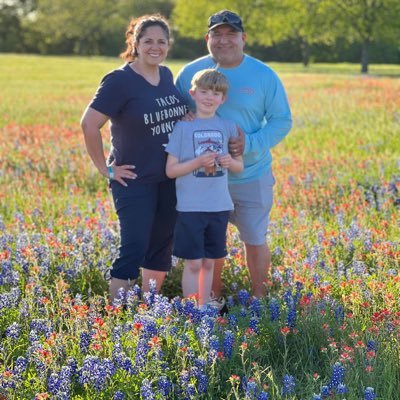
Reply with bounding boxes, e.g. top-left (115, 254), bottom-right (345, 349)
top-left (228, 126), bottom-right (245, 157)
